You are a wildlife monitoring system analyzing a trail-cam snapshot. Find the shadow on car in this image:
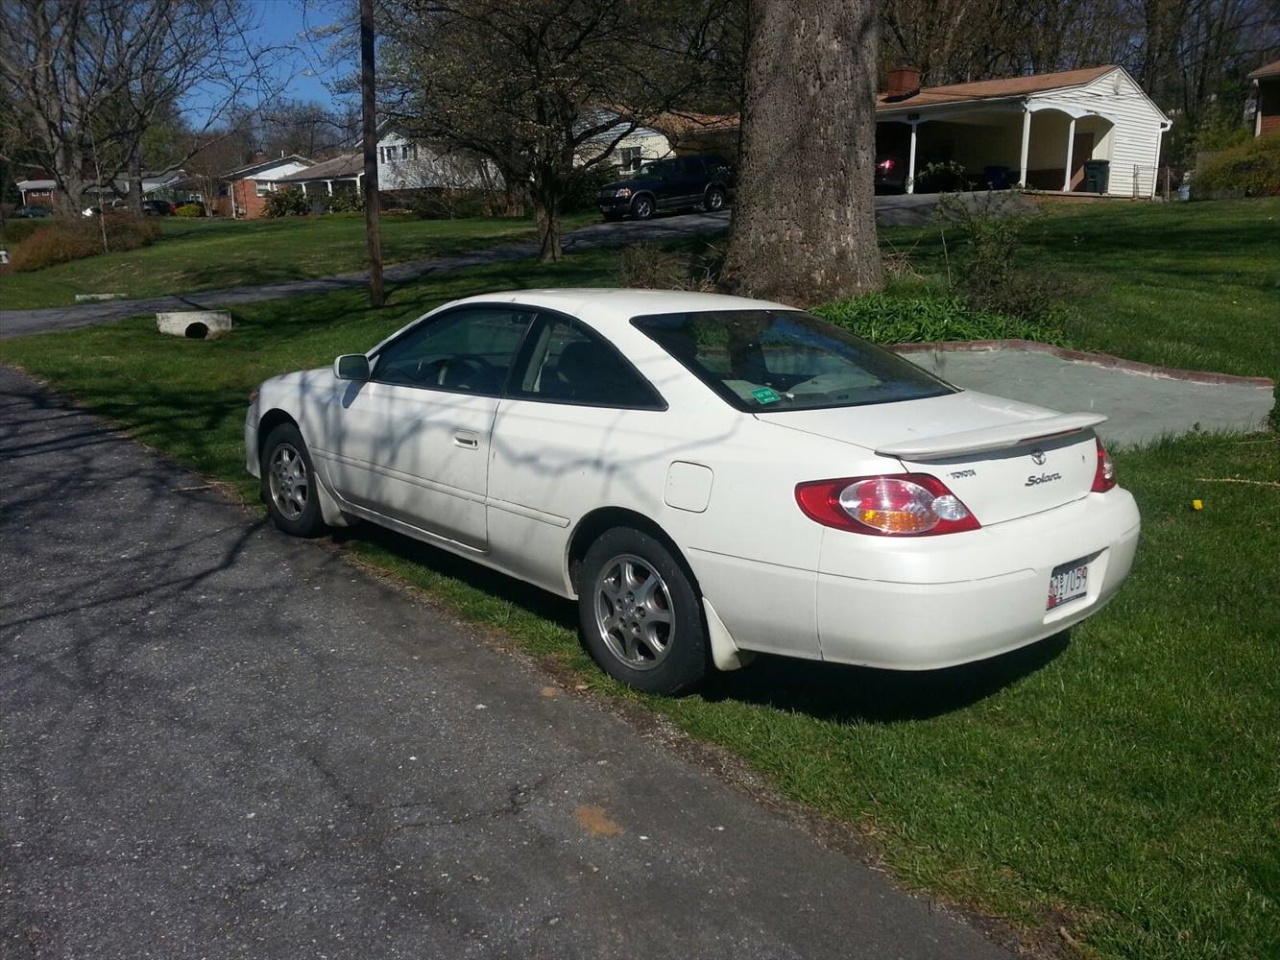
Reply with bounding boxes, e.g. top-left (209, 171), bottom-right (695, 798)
top-left (698, 633), bottom-right (1071, 723)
